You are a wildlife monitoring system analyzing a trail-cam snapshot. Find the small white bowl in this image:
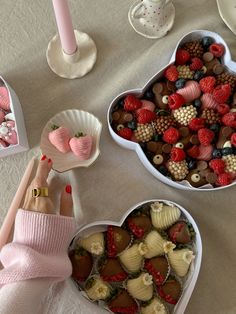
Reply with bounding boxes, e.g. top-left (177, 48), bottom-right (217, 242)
top-left (40, 109), bottom-right (102, 172)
